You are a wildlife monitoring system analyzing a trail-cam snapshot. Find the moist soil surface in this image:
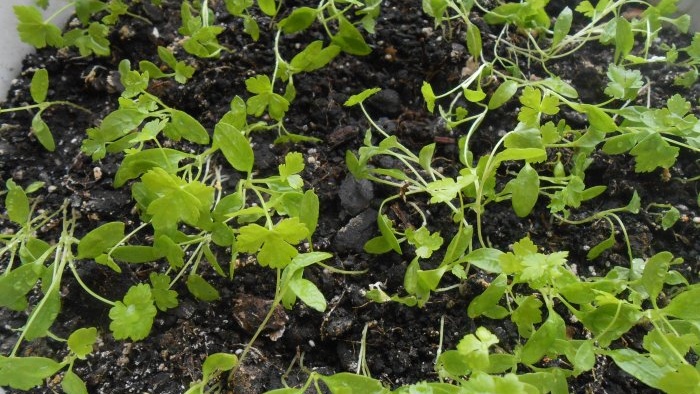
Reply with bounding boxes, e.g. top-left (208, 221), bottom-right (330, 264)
top-left (1, 1), bottom-right (699, 393)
